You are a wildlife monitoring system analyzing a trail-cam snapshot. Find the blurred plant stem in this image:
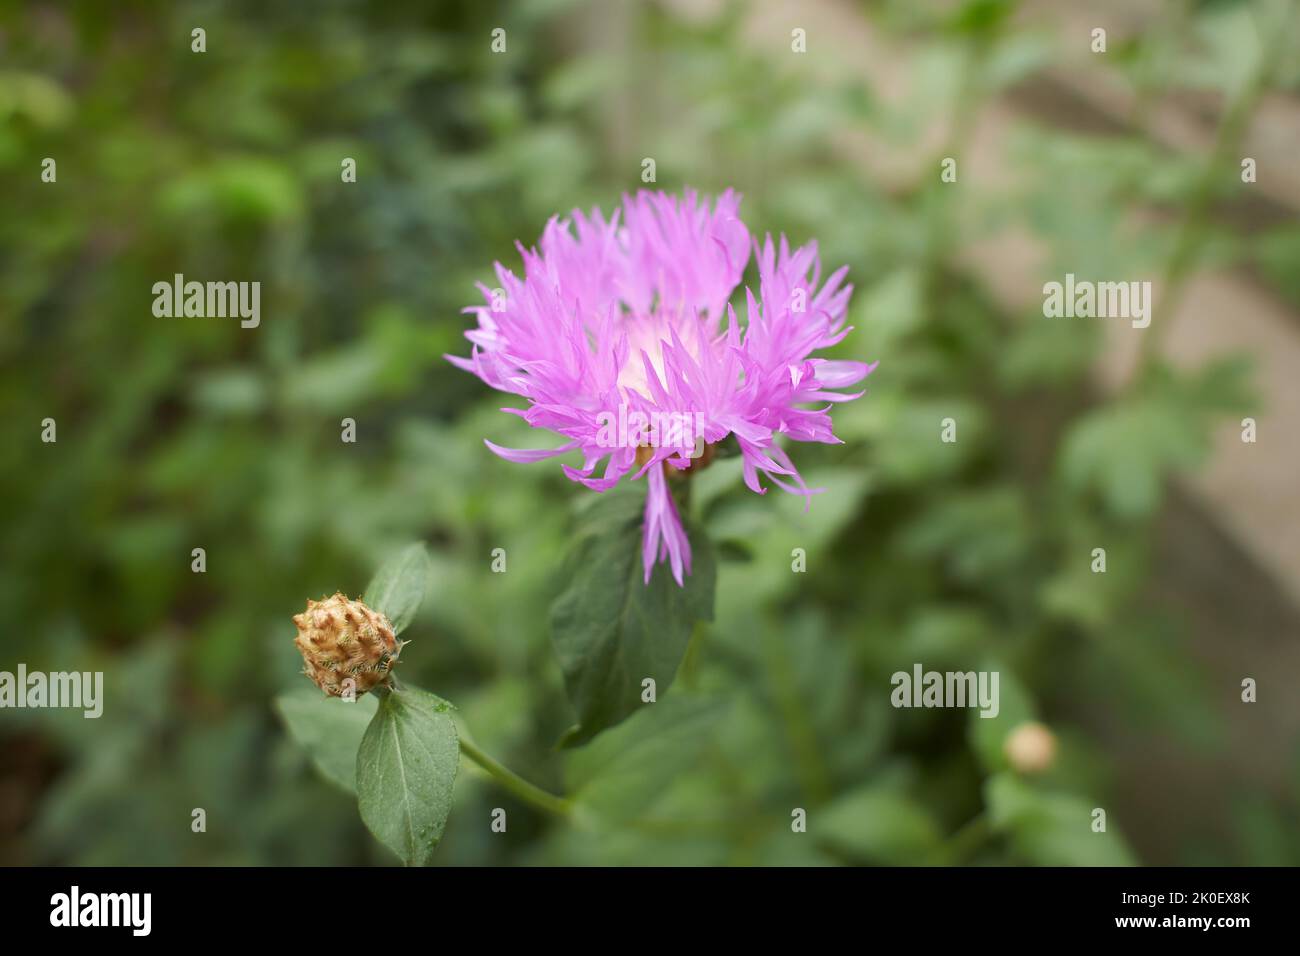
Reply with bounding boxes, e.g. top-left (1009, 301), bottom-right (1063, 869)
top-left (1129, 1), bottom-right (1189, 130)
top-left (1139, 2), bottom-right (1295, 368)
top-left (761, 624), bottom-right (832, 805)
top-left (922, 20), bottom-right (999, 297)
